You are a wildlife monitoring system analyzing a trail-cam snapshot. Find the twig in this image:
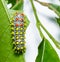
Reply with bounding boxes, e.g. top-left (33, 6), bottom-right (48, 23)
top-left (30, 0), bottom-right (60, 49)
top-left (35, 0), bottom-right (60, 17)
